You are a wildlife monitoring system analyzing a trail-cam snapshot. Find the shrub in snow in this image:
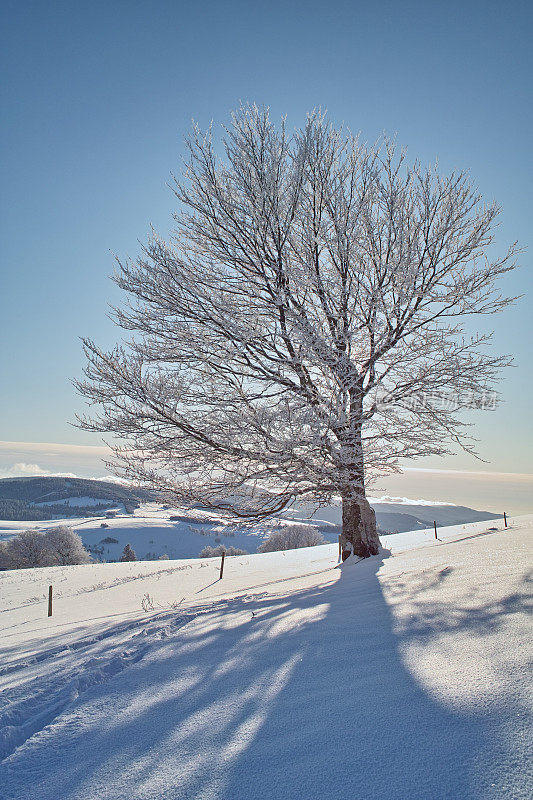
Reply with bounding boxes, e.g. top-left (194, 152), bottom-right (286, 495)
top-left (258, 525), bottom-right (326, 553)
top-left (198, 545), bottom-right (248, 558)
top-left (0, 531), bottom-right (54, 569)
top-left (0, 526), bottom-right (91, 569)
top-left (120, 544), bottom-right (137, 561)
top-left (141, 593), bottom-right (154, 611)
